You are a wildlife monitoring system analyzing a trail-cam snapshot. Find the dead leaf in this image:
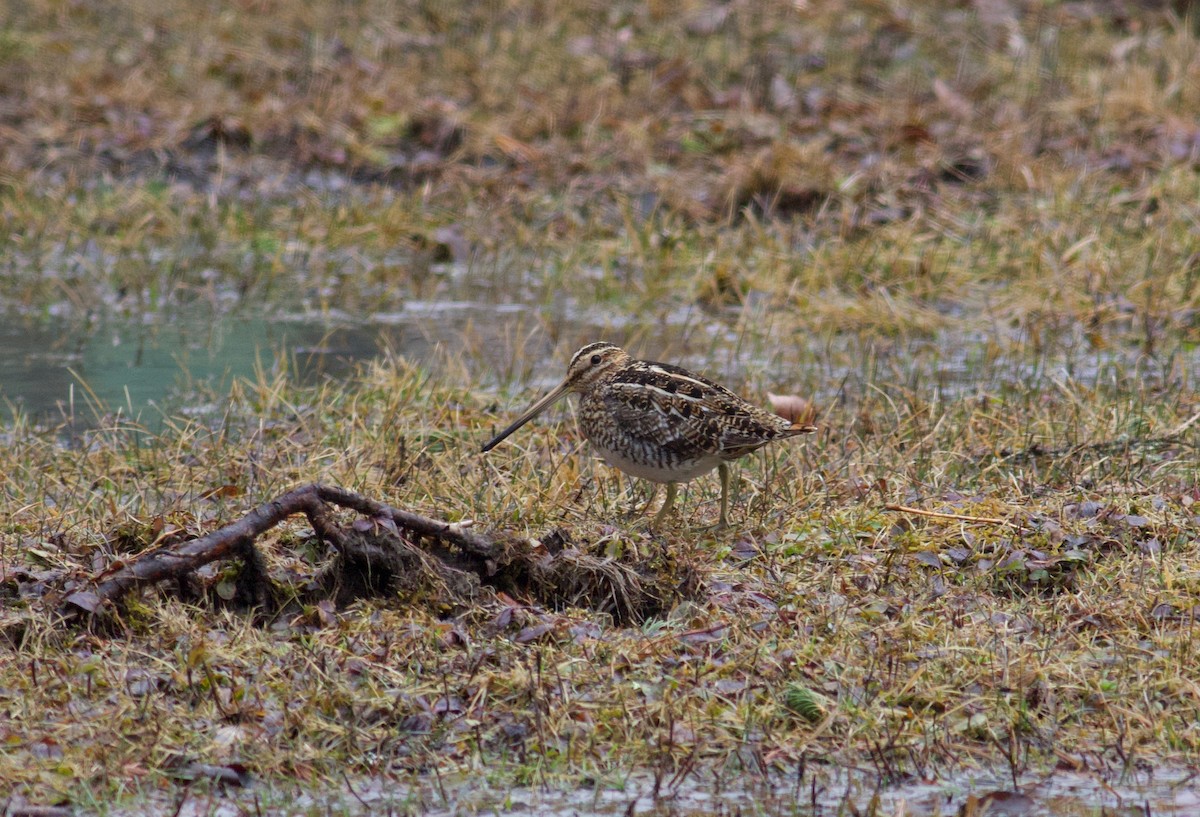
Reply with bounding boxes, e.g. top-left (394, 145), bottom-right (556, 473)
top-left (913, 551), bottom-right (943, 568)
top-left (438, 625), bottom-right (469, 649)
top-left (432, 695), bottom-right (465, 717)
top-left (63, 590), bottom-right (105, 614)
top-left (767, 392), bottom-right (818, 425)
top-left (678, 624), bottom-right (727, 646)
top-left (514, 622), bottom-right (555, 643)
